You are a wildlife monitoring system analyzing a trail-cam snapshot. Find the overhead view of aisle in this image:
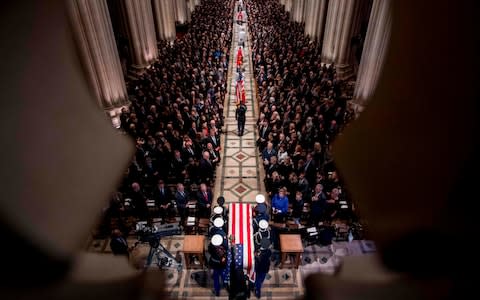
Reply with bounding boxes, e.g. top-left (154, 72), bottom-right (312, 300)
top-left (214, 4), bottom-right (266, 204)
